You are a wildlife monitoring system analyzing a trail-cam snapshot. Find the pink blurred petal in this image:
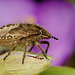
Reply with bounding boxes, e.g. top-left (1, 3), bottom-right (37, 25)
top-left (35, 1), bottom-right (75, 66)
